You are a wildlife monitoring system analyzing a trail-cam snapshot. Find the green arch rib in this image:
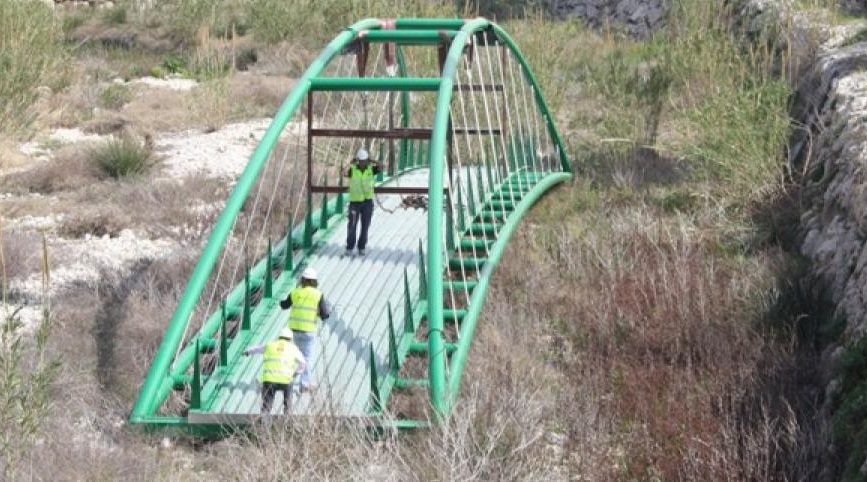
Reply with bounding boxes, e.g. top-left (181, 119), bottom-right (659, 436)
top-left (424, 18), bottom-right (572, 418)
top-left (130, 17), bottom-right (572, 428)
top-left (130, 18), bottom-right (384, 425)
